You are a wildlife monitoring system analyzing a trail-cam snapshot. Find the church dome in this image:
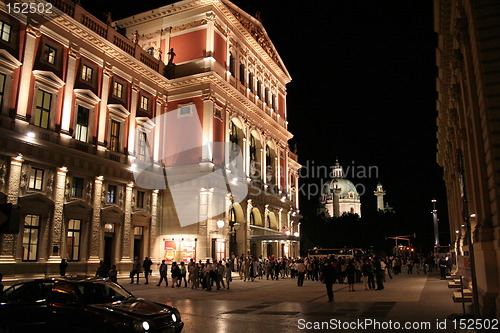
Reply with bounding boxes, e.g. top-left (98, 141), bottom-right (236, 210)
top-left (323, 178), bottom-right (359, 198)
